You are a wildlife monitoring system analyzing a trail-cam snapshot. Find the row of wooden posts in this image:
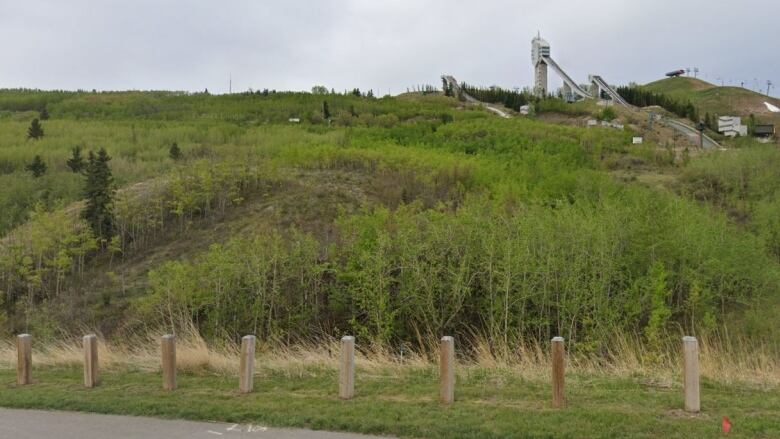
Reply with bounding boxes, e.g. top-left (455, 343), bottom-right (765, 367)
top-left (14, 333), bottom-right (702, 413)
